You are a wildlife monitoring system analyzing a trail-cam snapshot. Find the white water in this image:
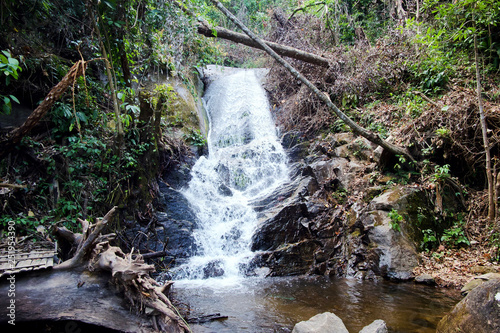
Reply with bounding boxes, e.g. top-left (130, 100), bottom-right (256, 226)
top-left (173, 69), bottom-right (289, 284)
